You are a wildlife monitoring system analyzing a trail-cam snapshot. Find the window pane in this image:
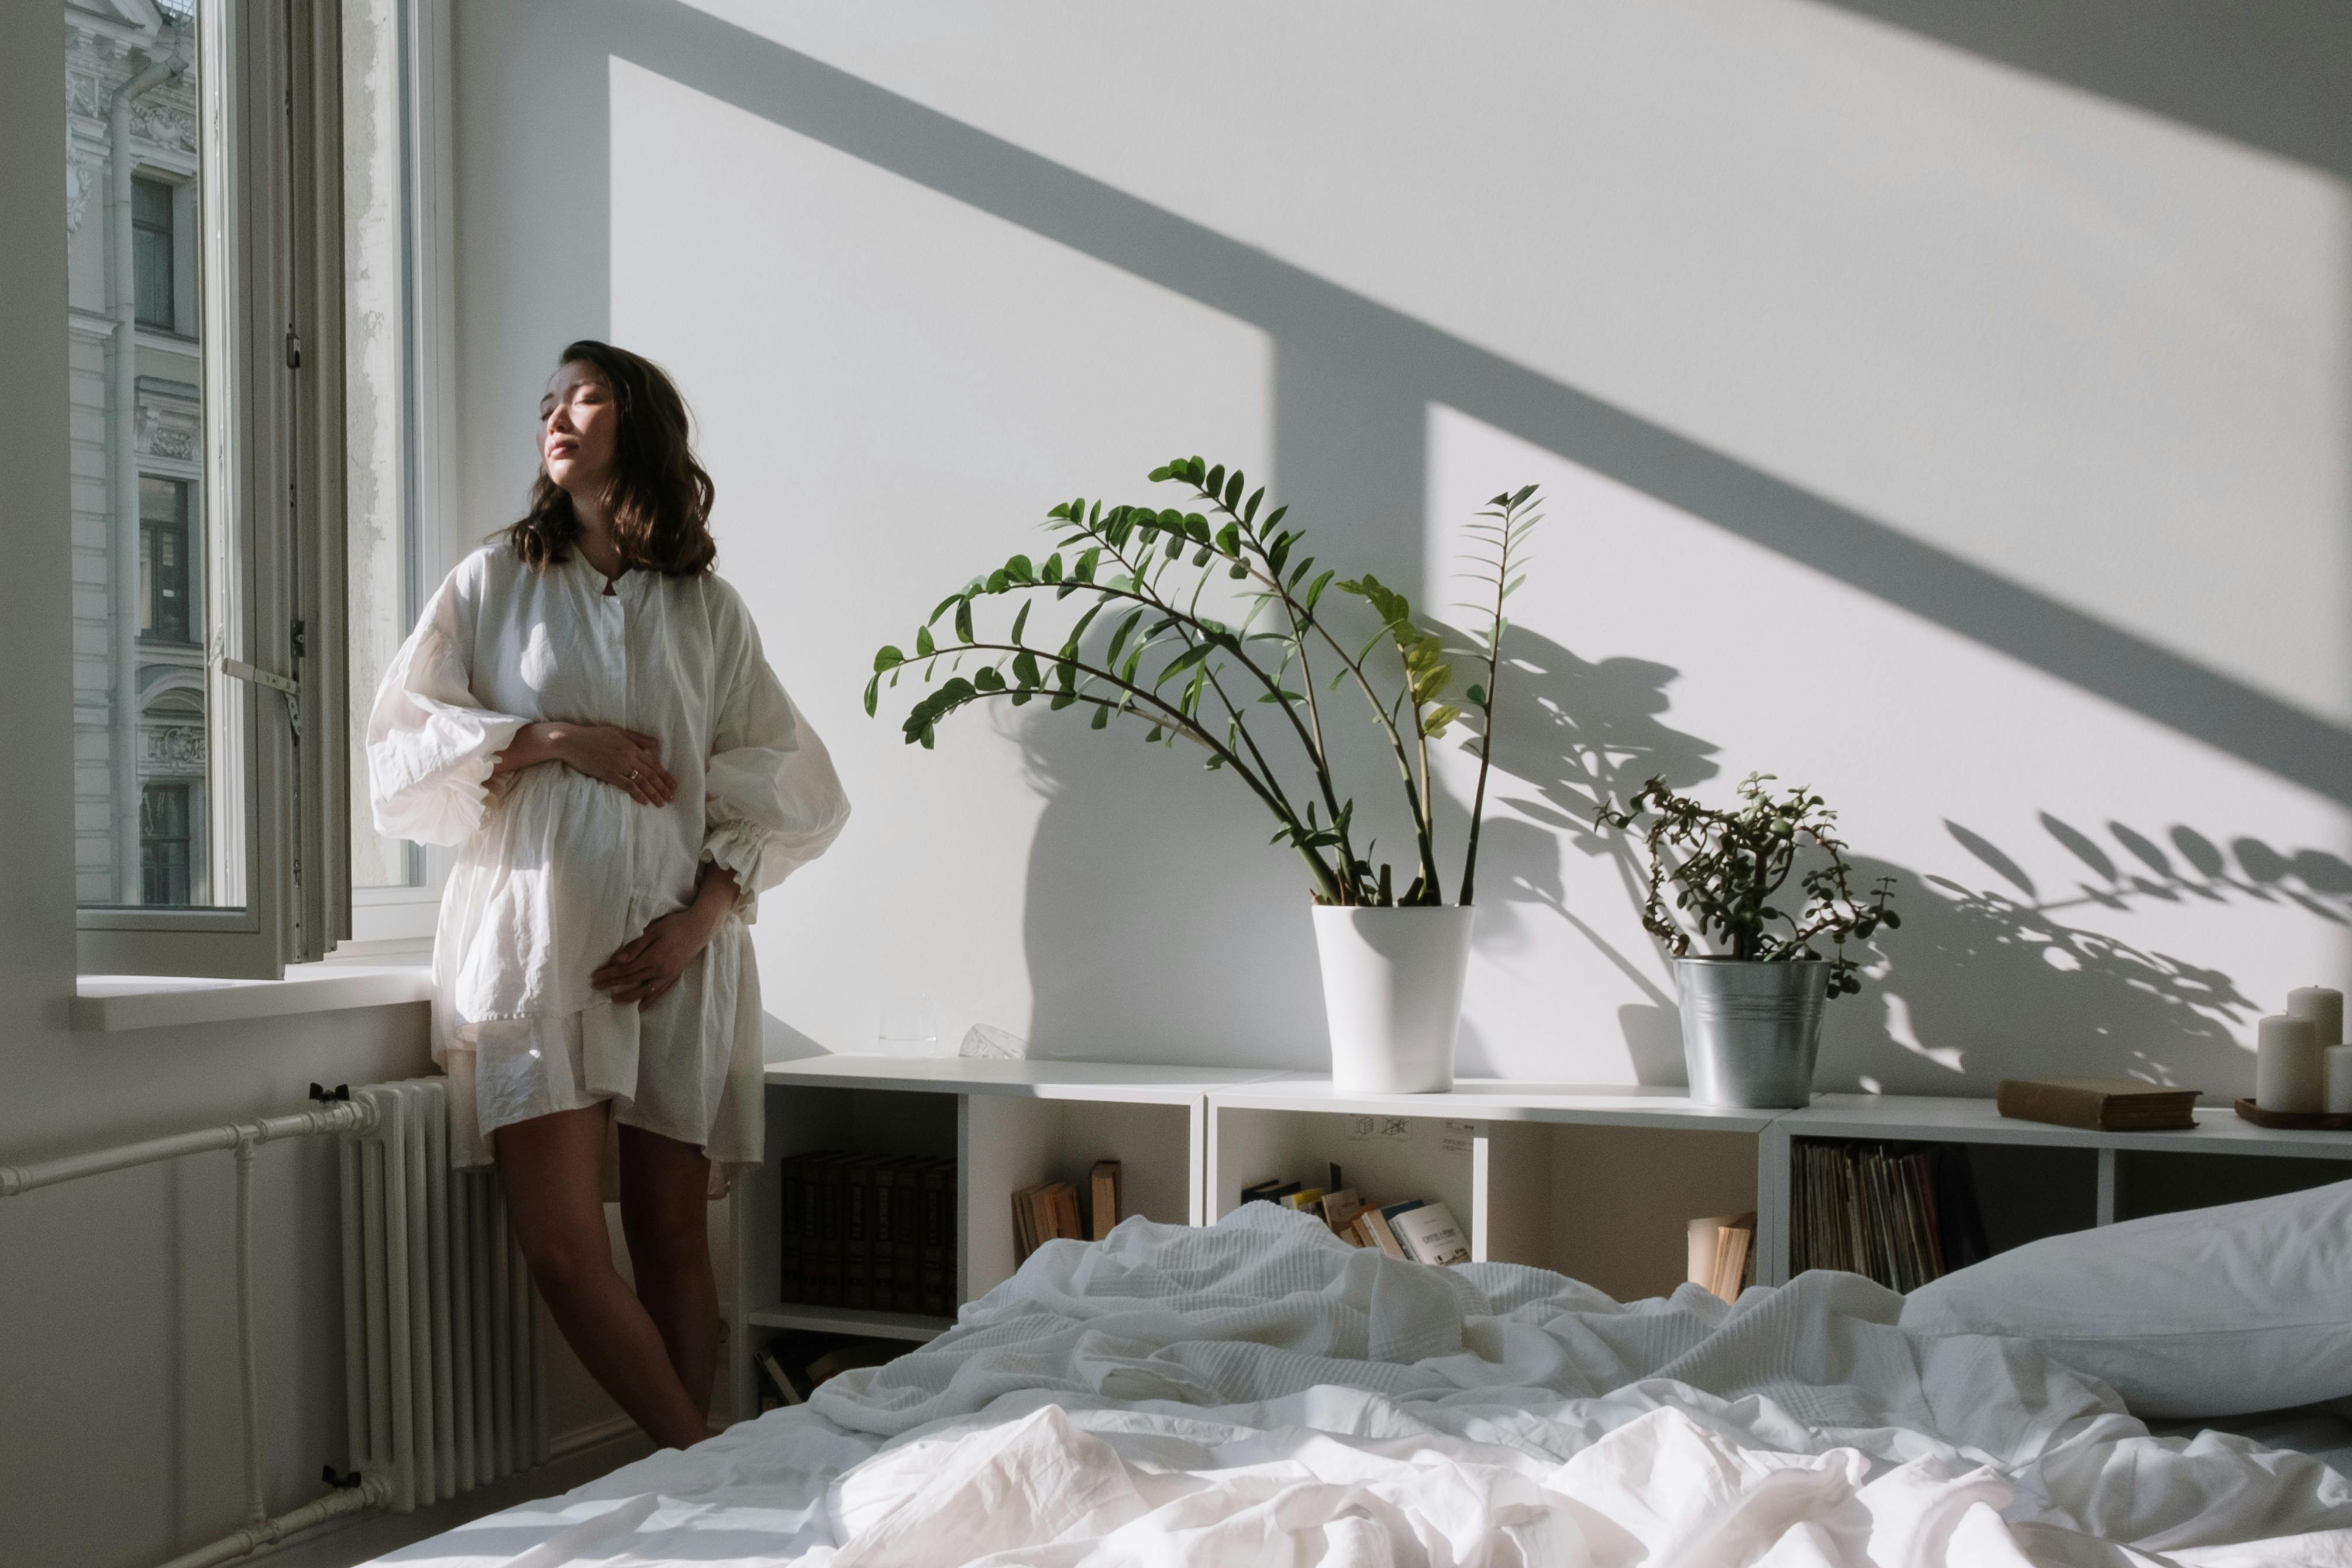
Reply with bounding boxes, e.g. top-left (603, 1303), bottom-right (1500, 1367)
top-left (132, 174), bottom-right (175, 332)
top-left (344, 0), bottom-right (423, 888)
top-left (139, 780), bottom-right (195, 907)
top-left (139, 476), bottom-right (192, 643)
top-left (69, 5), bottom-right (235, 909)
